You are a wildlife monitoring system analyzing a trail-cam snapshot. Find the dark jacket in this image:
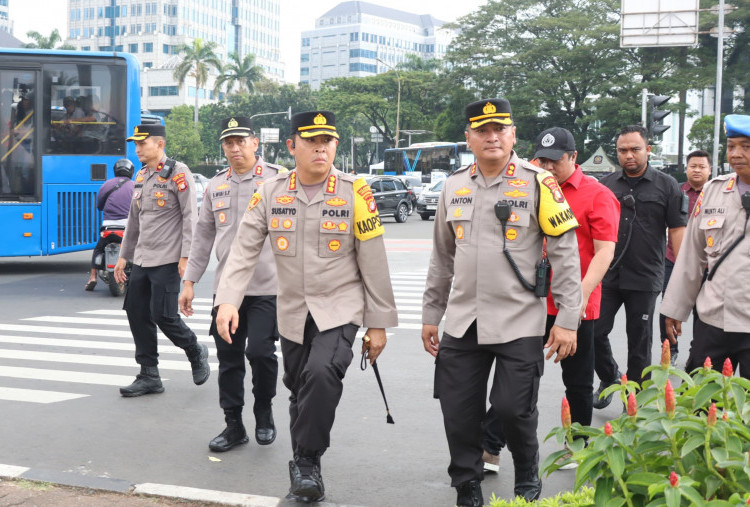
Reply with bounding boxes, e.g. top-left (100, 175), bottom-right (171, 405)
top-left (97, 177), bottom-right (134, 221)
